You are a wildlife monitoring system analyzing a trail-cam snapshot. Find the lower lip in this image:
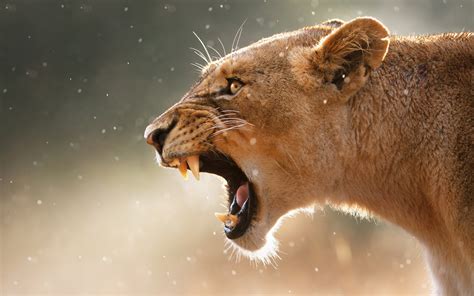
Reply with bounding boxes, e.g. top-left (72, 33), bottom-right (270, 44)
top-left (224, 182), bottom-right (257, 240)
